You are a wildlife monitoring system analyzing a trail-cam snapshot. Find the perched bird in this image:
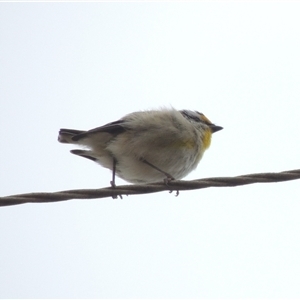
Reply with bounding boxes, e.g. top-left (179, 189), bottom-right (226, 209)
top-left (58, 108), bottom-right (223, 185)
